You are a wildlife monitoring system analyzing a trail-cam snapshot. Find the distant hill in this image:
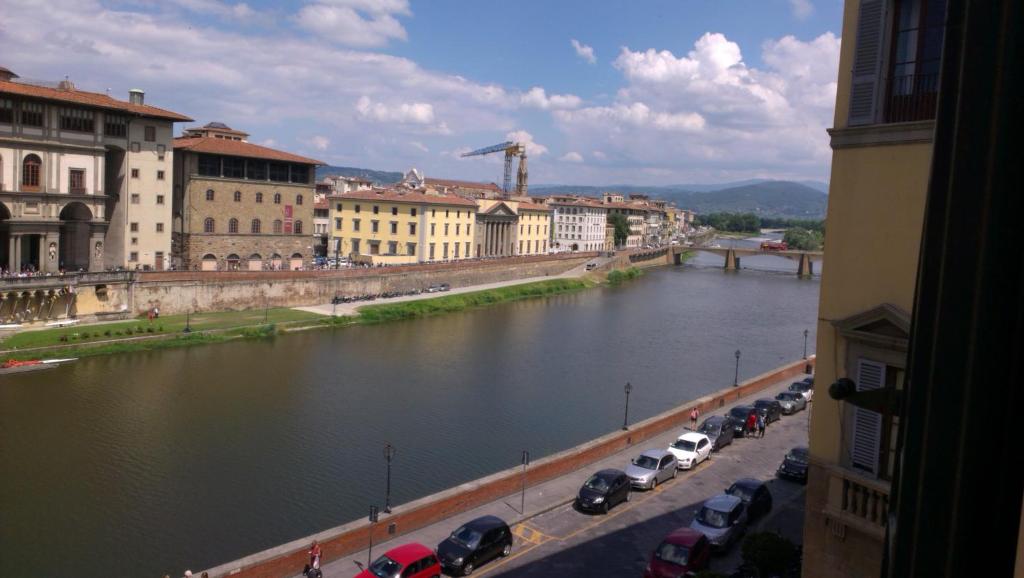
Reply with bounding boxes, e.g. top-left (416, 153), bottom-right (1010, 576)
top-left (530, 180), bottom-right (827, 219)
top-left (316, 165), bottom-right (402, 185)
